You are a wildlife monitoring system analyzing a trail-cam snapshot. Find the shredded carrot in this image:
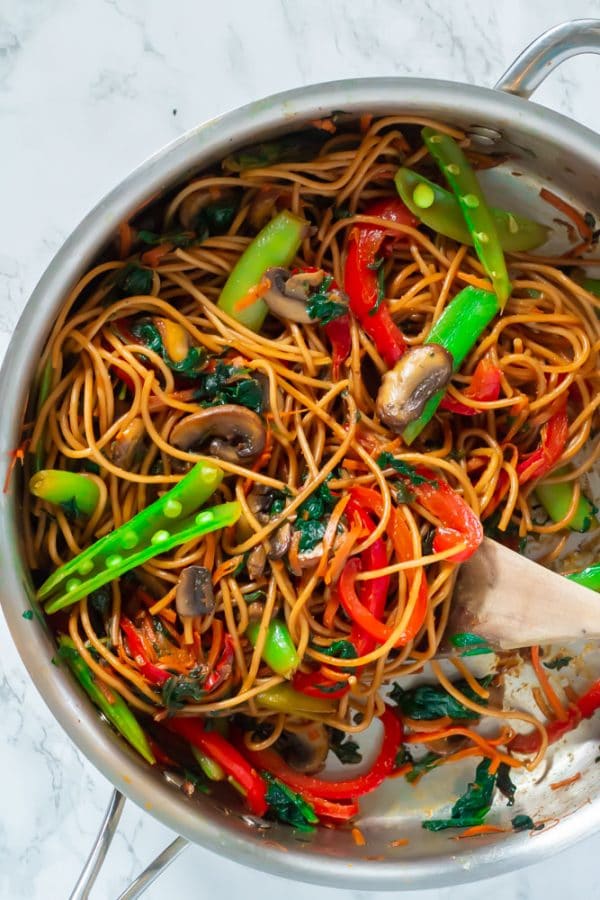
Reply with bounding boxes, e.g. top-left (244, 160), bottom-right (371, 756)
top-left (212, 556), bottom-right (243, 584)
top-left (351, 827), bottom-right (366, 846)
top-left (405, 726), bottom-right (521, 768)
top-left (456, 825), bottom-right (506, 839)
top-left (141, 243), bottom-right (174, 267)
top-left (360, 113), bottom-right (373, 134)
top-left (324, 520), bottom-right (363, 585)
top-left (540, 188), bottom-right (593, 241)
top-left (531, 646), bottom-right (568, 721)
top-left (389, 838), bottom-right (409, 847)
top-left (203, 532), bottom-right (217, 572)
top-left (160, 608), bottom-right (177, 624)
top-left (118, 222), bottom-right (133, 259)
top-left (310, 117), bottom-right (337, 134)
top-left (233, 277), bottom-right (271, 313)
top-left (550, 772), bottom-right (581, 791)
top-left (3, 440), bottom-right (28, 494)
